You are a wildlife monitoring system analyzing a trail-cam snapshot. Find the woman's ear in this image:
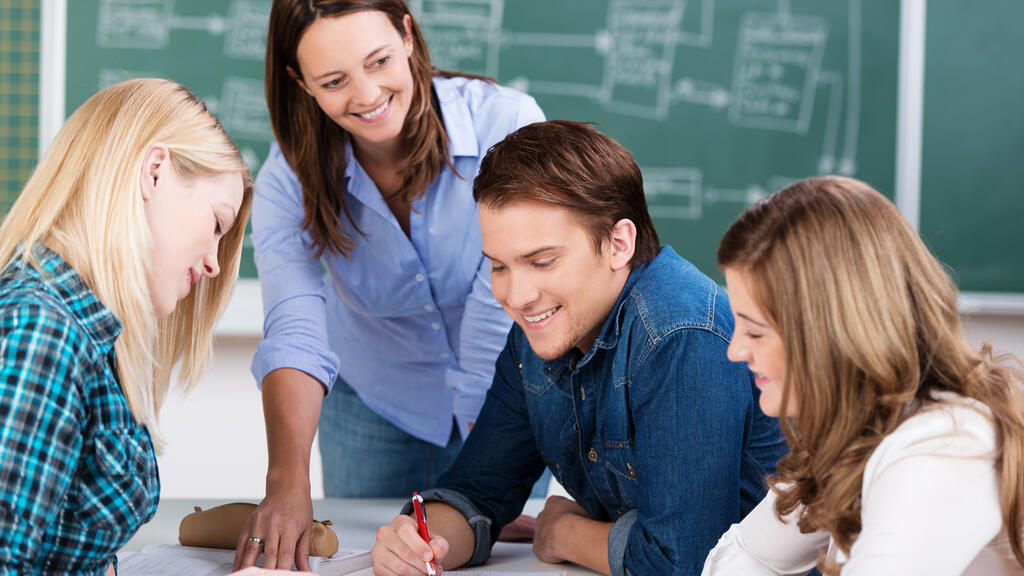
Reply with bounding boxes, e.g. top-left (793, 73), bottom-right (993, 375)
top-left (402, 13), bottom-right (414, 57)
top-left (140, 144), bottom-right (170, 202)
top-left (287, 65), bottom-right (312, 96)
